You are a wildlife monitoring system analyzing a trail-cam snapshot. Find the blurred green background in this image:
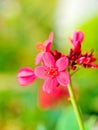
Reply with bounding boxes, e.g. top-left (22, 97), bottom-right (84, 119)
top-left (0, 0), bottom-right (98, 129)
